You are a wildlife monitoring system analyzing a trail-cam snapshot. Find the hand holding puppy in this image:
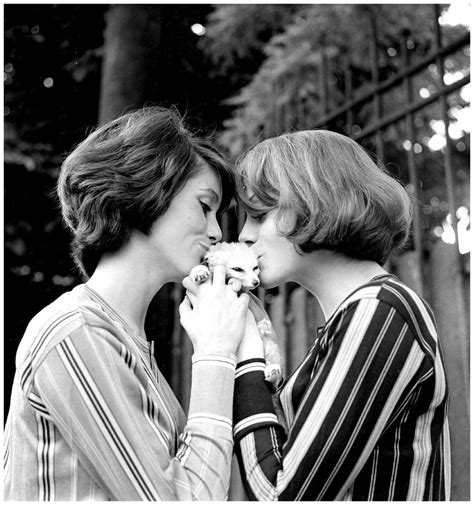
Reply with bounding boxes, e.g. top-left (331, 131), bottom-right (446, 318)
top-left (180, 264), bottom-right (249, 357)
top-left (185, 242), bottom-right (282, 383)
